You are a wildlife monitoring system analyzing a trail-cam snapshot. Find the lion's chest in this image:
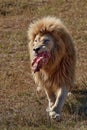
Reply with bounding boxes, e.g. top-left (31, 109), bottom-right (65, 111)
top-left (34, 70), bottom-right (59, 90)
